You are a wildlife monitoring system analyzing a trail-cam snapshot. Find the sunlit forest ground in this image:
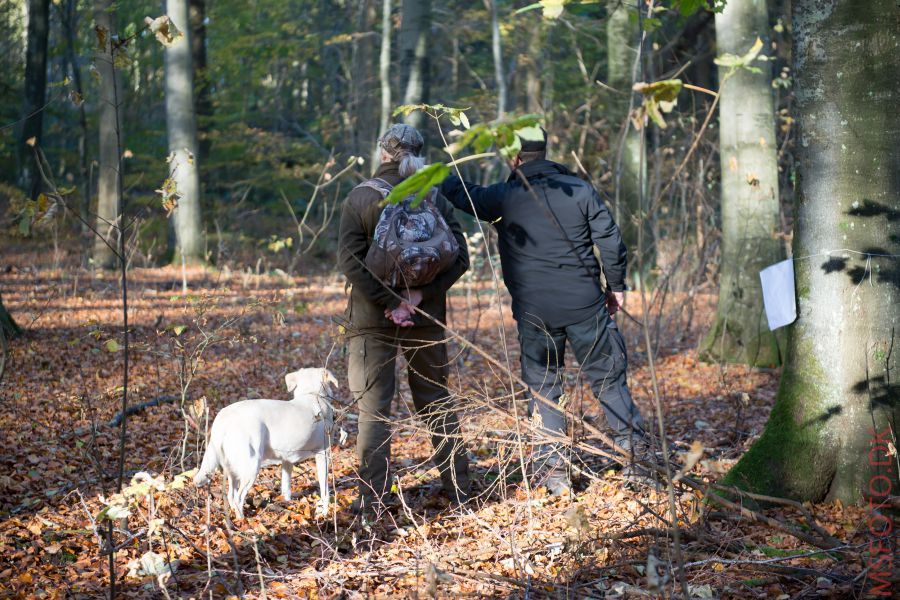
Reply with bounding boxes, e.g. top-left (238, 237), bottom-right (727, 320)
top-left (0, 242), bottom-right (873, 599)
